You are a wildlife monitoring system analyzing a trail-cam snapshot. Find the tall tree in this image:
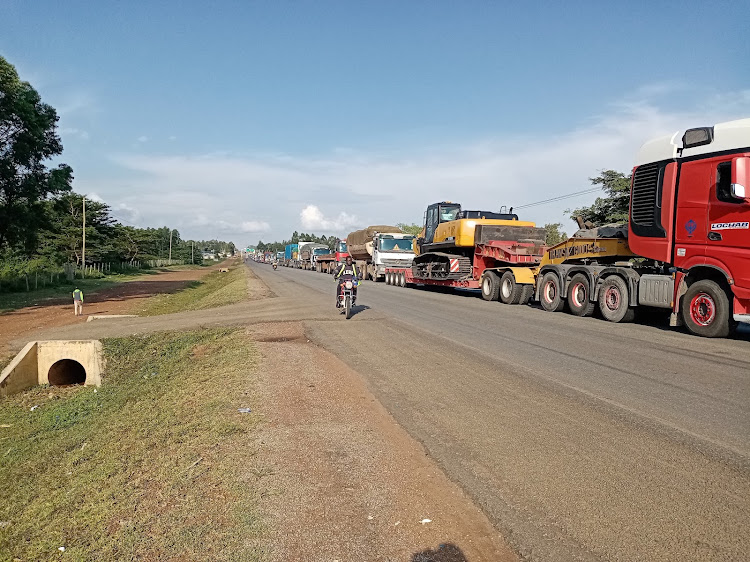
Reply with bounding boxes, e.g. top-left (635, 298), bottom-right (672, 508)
top-left (543, 223), bottom-right (567, 246)
top-left (567, 170), bottom-right (631, 225)
top-left (397, 223), bottom-right (423, 236)
top-left (0, 56), bottom-right (73, 254)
